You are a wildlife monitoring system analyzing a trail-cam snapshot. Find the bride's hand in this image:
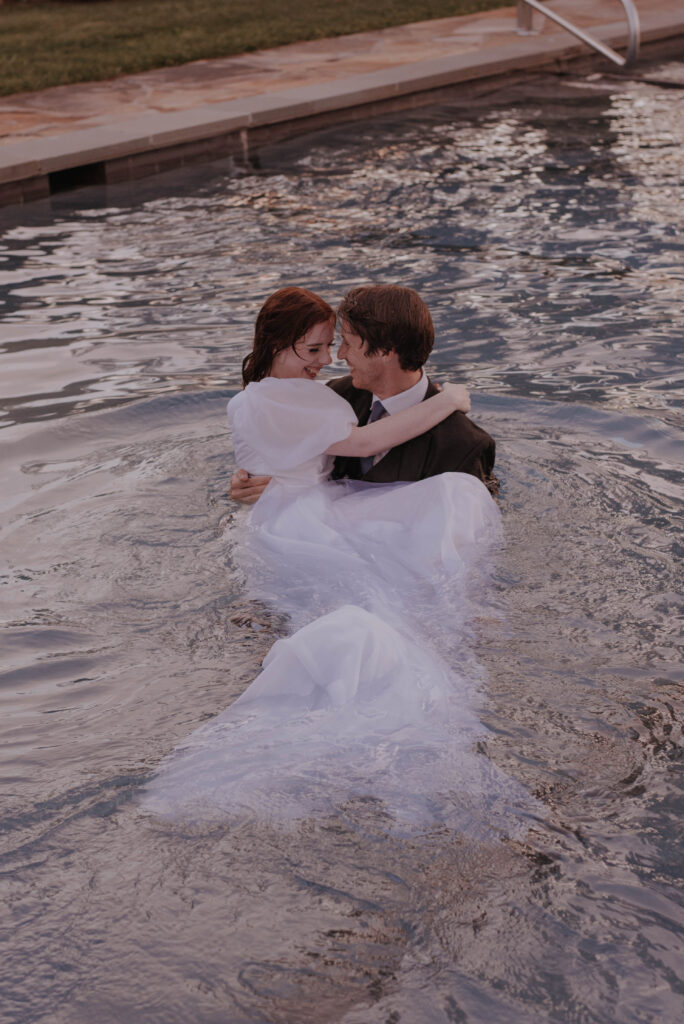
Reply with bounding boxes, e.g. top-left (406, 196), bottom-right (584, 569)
top-left (440, 382), bottom-right (471, 415)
